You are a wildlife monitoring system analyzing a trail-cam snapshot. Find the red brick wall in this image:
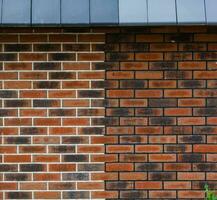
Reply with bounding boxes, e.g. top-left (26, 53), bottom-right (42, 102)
top-left (105, 26), bottom-right (217, 199)
top-left (0, 26), bottom-right (217, 199)
top-left (0, 27), bottom-right (106, 199)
